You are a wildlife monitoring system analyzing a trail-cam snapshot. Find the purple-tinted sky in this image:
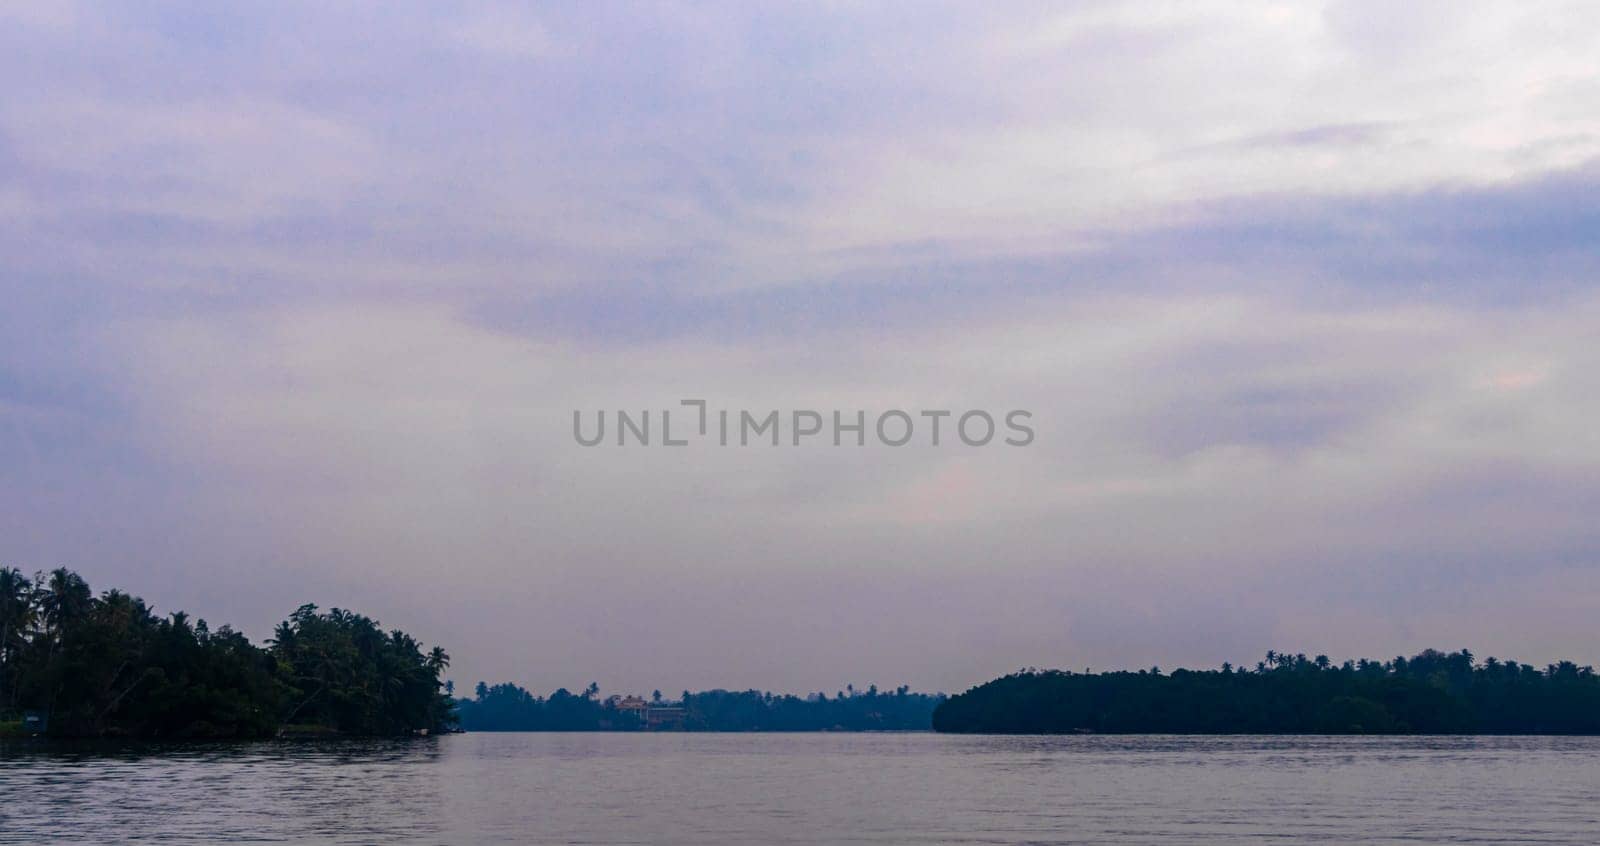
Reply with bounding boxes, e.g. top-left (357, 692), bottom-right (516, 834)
top-left (3, 1), bottom-right (1599, 696)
